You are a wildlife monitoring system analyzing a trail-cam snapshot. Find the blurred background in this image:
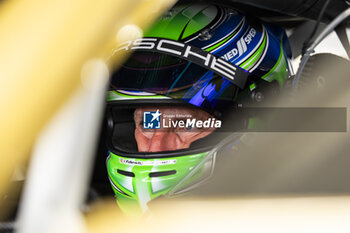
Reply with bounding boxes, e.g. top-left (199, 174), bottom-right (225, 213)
top-left (1, 0), bottom-right (350, 232)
